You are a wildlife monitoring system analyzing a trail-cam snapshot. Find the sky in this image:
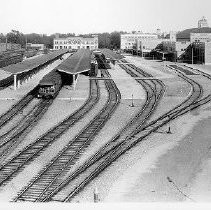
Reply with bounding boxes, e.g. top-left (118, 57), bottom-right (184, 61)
top-left (0, 0), bottom-right (211, 35)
